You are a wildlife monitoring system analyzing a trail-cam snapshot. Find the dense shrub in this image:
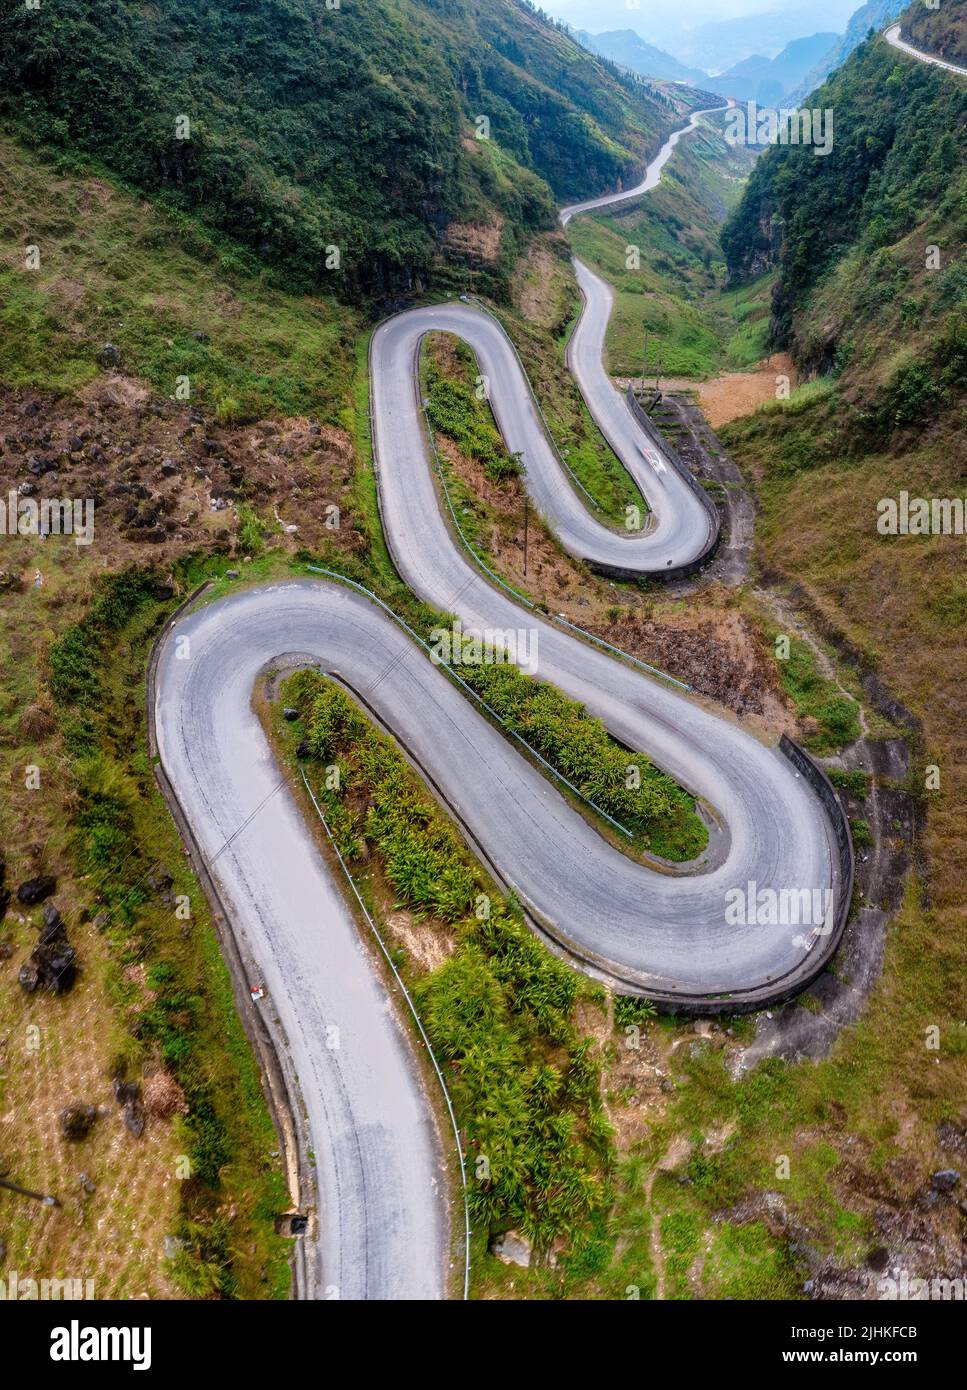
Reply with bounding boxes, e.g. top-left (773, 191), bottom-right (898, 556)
top-left (287, 670), bottom-right (612, 1248)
